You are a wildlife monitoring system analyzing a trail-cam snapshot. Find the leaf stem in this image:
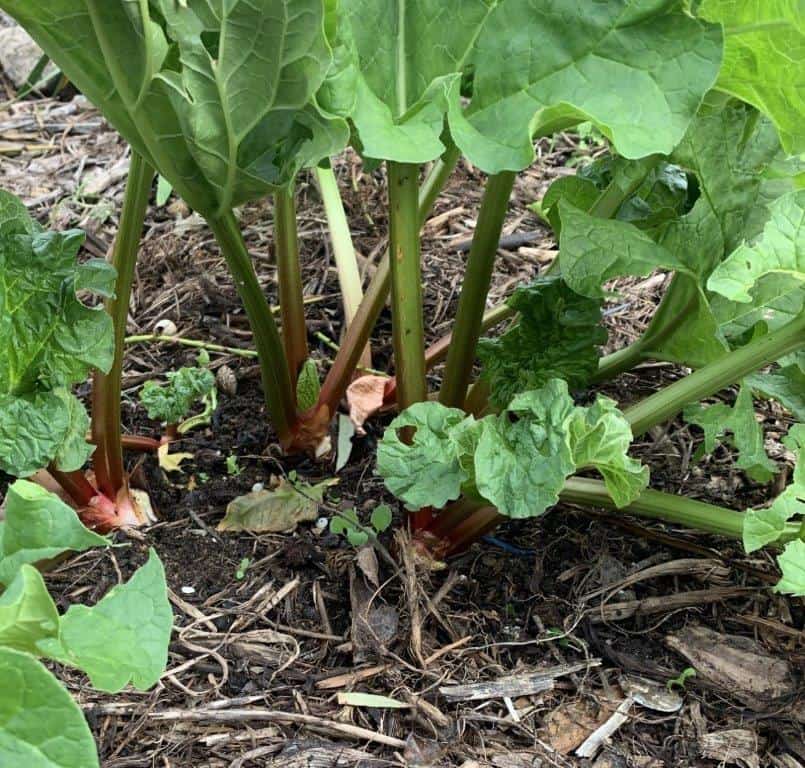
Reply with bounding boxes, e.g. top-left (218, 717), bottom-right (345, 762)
top-left (91, 151), bottom-right (154, 499)
top-left (560, 477), bottom-right (745, 539)
top-left (316, 149), bottom-right (460, 416)
top-left (208, 211), bottom-right (297, 447)
top-left (315, 165), bottom-right (364, 325)
top-left (315, 164), bottom-right (372, 369)
top-left (388, 161), bottom-right (427, 408)
top-left (439, 171), bottom-right (516, 407)
top-left (625, 311), bottom-right (805, 437)
top-left (274, 186), bottom-right (308, 379)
